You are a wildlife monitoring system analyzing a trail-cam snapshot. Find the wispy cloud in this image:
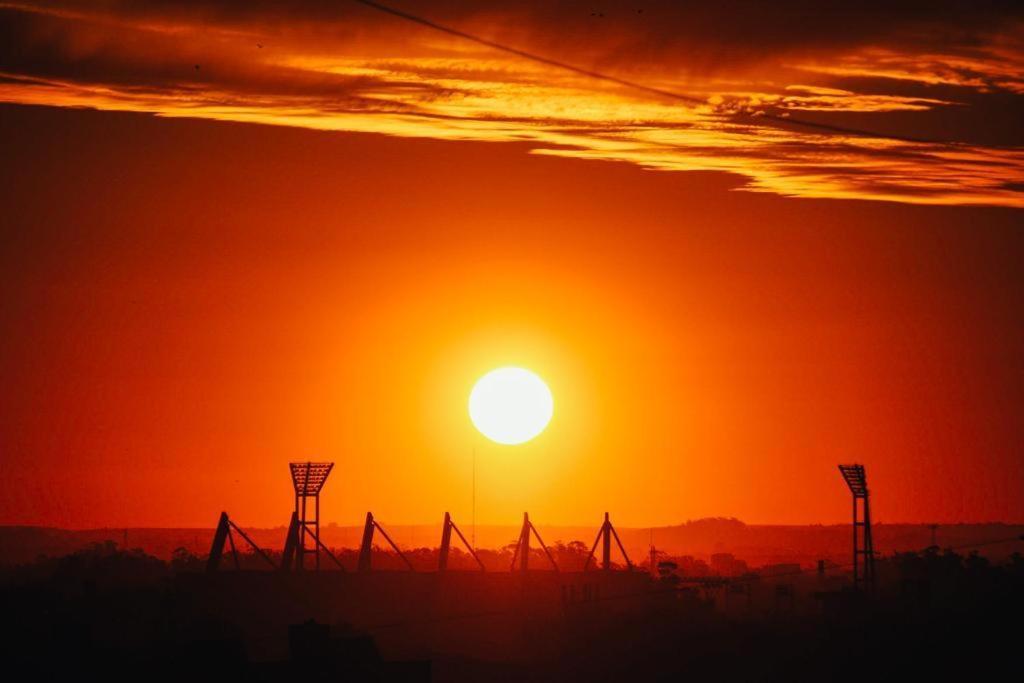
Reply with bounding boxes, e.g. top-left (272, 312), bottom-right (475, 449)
top-left (1, 0), bottom-right (1023, 206)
